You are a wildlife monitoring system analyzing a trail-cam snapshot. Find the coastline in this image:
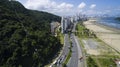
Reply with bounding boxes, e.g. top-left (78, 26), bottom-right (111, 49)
top-left (83, 19), bottom-right (120, 52)
top-left (93, 21), bottom-right (120, 34)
